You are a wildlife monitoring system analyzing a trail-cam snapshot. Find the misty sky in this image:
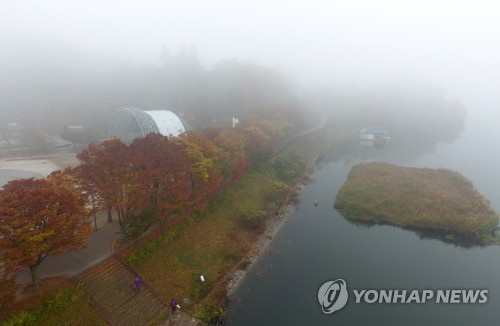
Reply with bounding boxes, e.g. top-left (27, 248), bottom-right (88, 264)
top-left (1, 0), bottom-right (499, 104)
